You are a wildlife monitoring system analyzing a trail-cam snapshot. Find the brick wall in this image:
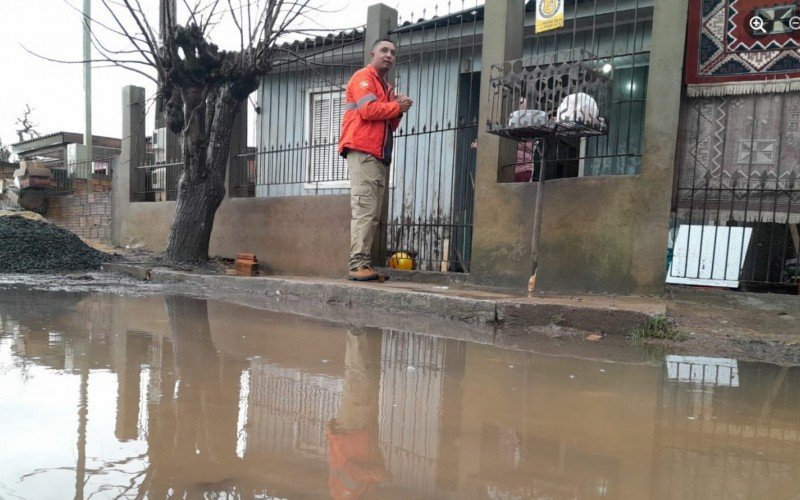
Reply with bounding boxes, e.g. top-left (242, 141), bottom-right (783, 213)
top-left (46, 178), bottom-right (112, 241)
